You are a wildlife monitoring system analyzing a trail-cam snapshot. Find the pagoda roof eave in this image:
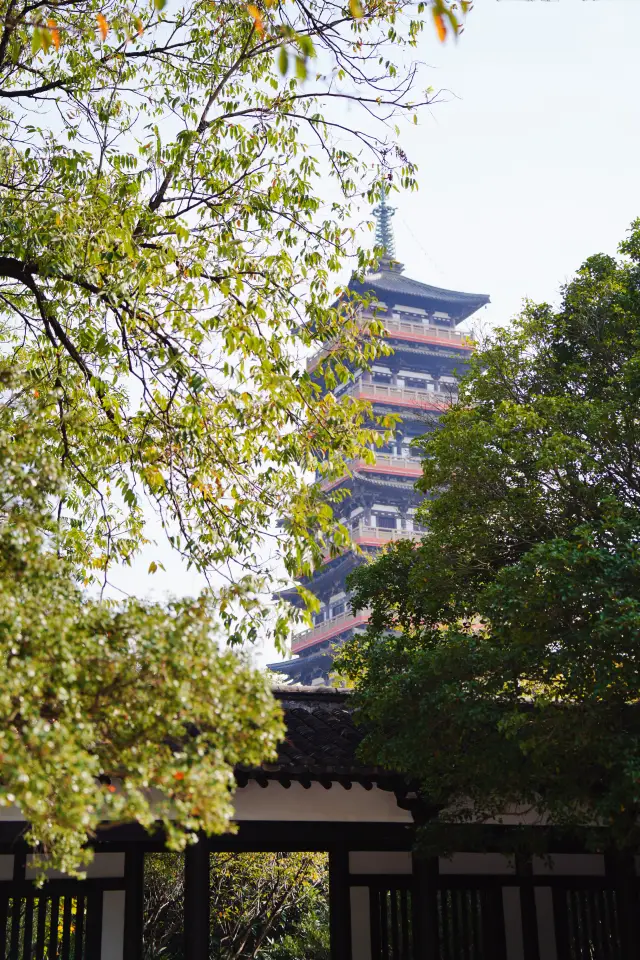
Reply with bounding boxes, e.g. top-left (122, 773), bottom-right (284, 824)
top-left (328, 470), bottom-right (424, 495)
top-left (276, 553), bottom-right (361, 606)
top-left (346, 269), bottom-right (489, 323)
top-left (268, 649), bottom-right (334, 673)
